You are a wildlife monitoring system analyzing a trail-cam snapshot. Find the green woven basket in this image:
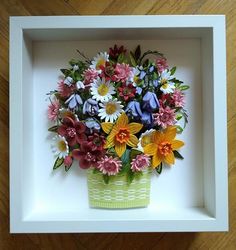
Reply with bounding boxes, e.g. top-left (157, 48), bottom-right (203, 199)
top-left (87, 168), bottom-right (151, 209)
